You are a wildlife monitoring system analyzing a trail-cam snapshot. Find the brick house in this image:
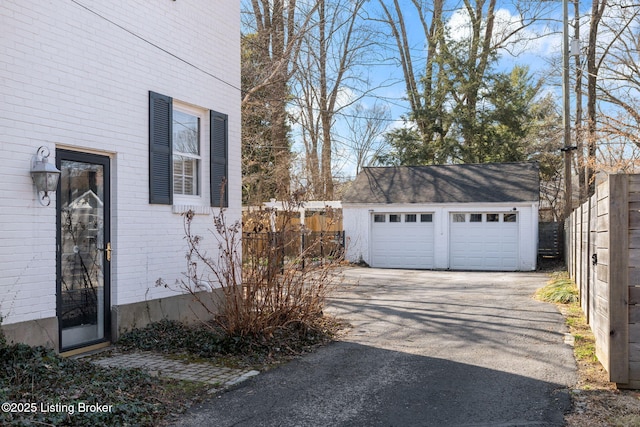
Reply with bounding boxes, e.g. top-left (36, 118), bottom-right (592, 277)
top-left (0, 1), bottom-right (240, 353)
